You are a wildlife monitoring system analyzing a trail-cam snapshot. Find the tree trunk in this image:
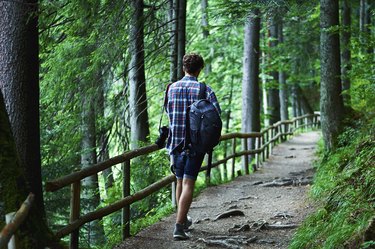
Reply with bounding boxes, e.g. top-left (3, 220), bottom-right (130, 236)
top-left (177, 0), bottom-right (187, 79)
top-left (296, 85), bottom-right (314, 114)
top-left (169, 0), bottom-right (179, 83)
top-left (0, 2), bottom-right (57, 247)
top-left (341, 0), bottom-right (351, 105)
top-left (267, 17), bottom-right (281, 125)
top-left (97, 75), bottom-right (114, 193)
top-left (81, 87), bottom-right (105, 245)
top-left (129, 0), bottom-right (150, 149)
top-left (0, 0), bottom-right (44, 219)
top-left (320, 0), bottom-right (344, 150)
top-left (278, 20), bottom-right (289, 121)
top-left (242, 8), bottom-right (261, 171)
top-left (201, 0), bottom-right (212, 75)
top-left (360, 0), bottom-right (370, 33)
